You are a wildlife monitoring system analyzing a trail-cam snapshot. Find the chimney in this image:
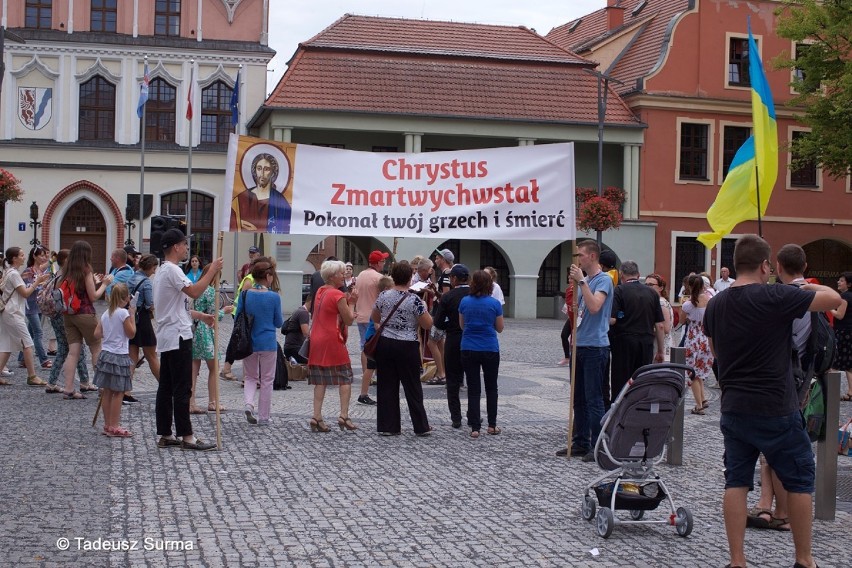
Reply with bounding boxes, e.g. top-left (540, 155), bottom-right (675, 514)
top-left (606, 0), bottom-right (625, 31)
